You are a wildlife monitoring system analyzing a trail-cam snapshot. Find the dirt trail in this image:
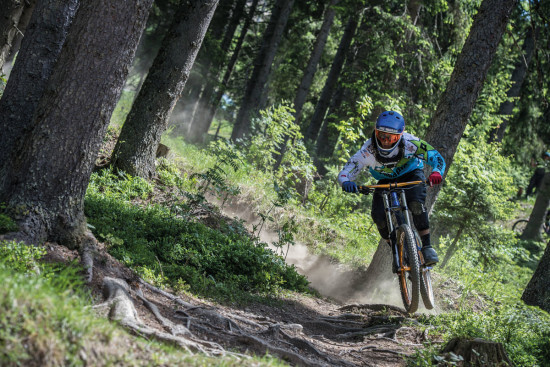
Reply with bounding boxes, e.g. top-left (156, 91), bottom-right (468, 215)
top-left (44, 240), bottom-right (432, 367)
